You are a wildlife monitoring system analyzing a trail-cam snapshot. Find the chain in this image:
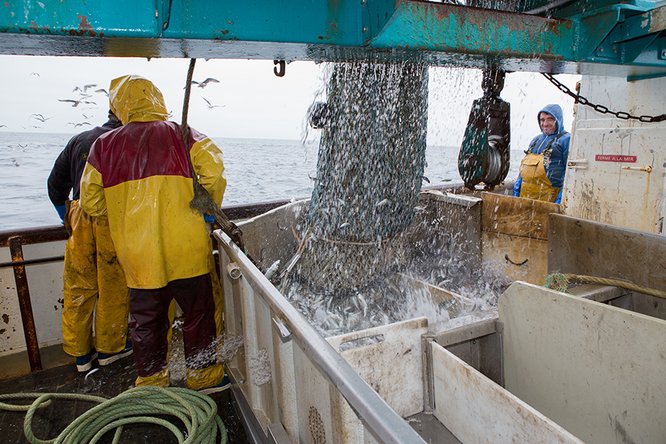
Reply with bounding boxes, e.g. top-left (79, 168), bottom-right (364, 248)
top-left (542, 73), bottom-right (666, 123)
